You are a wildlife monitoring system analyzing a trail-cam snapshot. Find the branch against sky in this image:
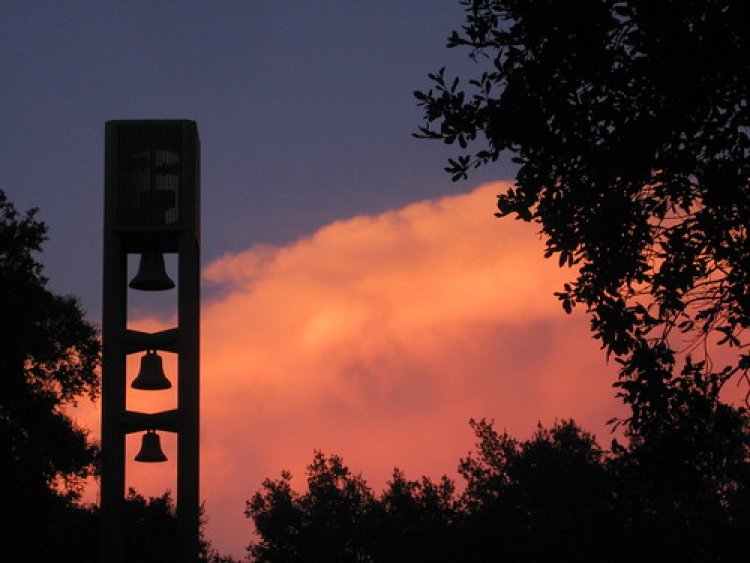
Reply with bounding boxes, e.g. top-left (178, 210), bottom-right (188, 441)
top-left (415, 0), bottom-right (750, 431)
